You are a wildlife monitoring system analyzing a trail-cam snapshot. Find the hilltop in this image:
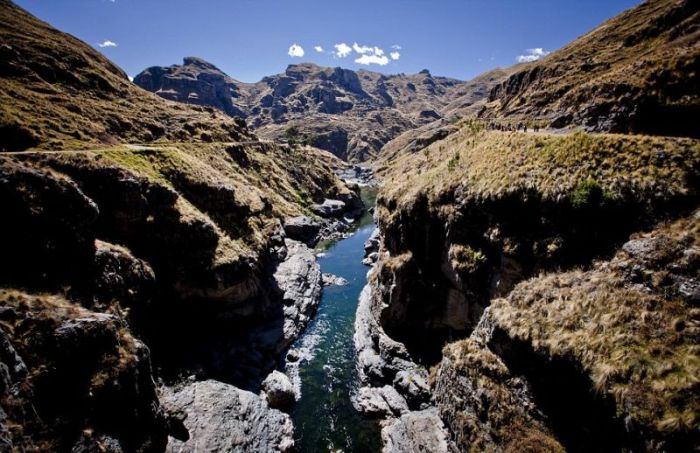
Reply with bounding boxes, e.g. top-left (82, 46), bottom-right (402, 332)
top-left (483, 0), bottom-right (700, 137)
top-left (135, 60), bottom-right (498, 161)
top-left (0, 0), bottom-right (252, 151)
